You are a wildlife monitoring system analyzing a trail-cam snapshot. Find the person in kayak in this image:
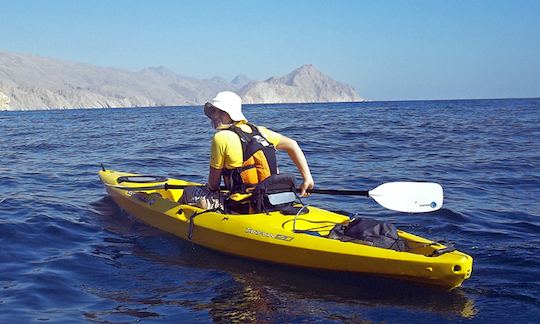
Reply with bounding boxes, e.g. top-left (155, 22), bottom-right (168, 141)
top-left (179, 91), bottom-right (314, 210)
